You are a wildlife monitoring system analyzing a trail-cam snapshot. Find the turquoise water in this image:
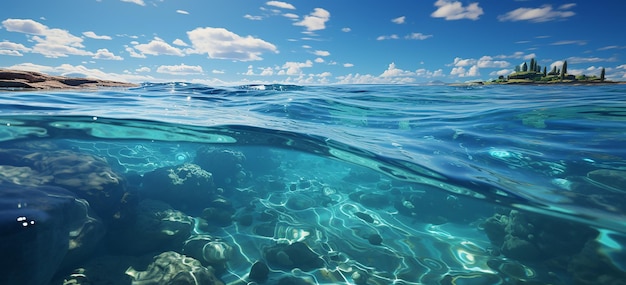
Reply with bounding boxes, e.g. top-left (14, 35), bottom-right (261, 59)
top-left (1, 83), bottom-right (625, 284)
